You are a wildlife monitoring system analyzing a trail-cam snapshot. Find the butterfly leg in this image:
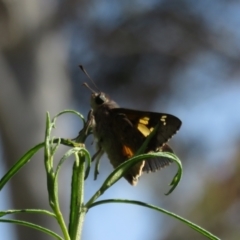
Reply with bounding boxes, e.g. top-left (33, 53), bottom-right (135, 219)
top-left (92, 142), bottom-right (104, 180)
top-left (92, 144), bottom-right (104, 161)
top-left (73, 110), bottom-right (95, 143)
